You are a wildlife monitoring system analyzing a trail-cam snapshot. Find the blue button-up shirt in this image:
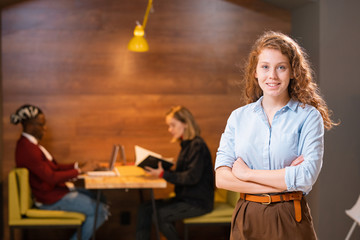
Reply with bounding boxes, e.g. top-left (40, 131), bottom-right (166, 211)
top-left (215, 97), bottom-right (324, 194)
